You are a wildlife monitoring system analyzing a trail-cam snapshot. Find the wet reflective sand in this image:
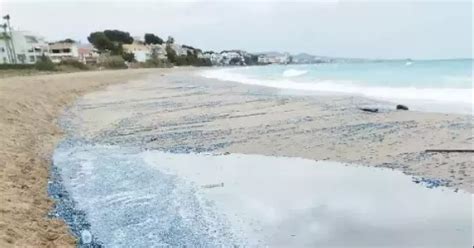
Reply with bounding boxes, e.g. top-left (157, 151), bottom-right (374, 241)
top-left (52, 71), bottom-right (473, 247)
top-left (54, 144), bottom-right (473, 247)
top-left (144, 151), bottom-right (473, 247)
